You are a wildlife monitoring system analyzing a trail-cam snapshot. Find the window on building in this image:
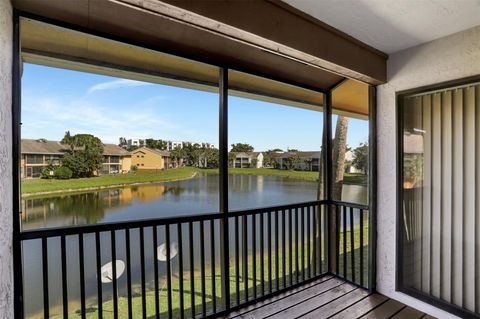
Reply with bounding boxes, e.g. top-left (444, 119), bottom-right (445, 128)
top-left (26, 166), bottom-right (43, 178)
top-left (26, 154), bottom-right (44, 164)
top-left (110, 156), bottom-right (120, 163)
